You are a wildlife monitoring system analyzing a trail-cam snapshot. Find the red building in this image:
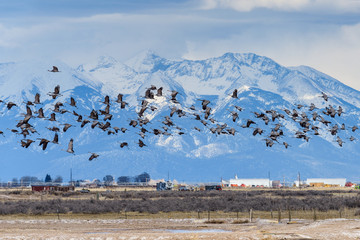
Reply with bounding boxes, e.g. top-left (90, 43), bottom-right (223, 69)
top-left (31, 184), bottom-right (74, 192)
